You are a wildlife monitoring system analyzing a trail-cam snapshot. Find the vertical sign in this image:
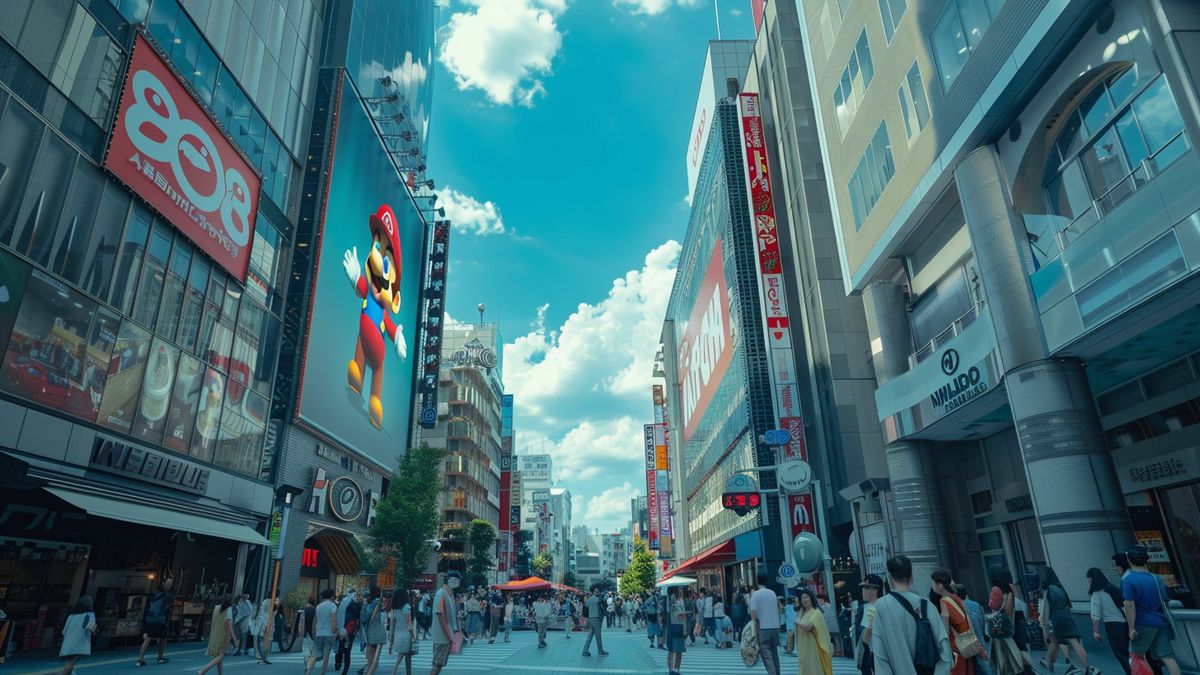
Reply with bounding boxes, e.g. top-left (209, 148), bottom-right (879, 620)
top-left (419, 221), bottom-right (449, 427)
top-left (498, 393), bottom-right (514, 574)
top-left (652, 385), bottom-right (674, 552)
top-left (738, 92), bottom-right (819, 546)
top-left (643, 424), bottom-right (660, 551)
